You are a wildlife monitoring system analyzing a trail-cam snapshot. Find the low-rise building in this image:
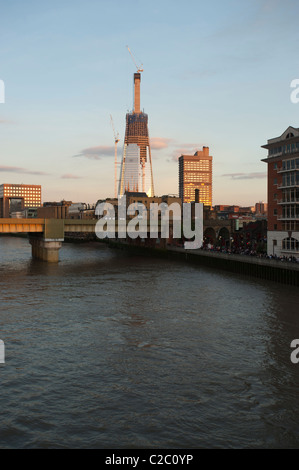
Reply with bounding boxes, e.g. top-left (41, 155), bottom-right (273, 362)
top-left (0, 184), bottom-right (41, 218)
top-left (37, 200), bottom-right (72, 219)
